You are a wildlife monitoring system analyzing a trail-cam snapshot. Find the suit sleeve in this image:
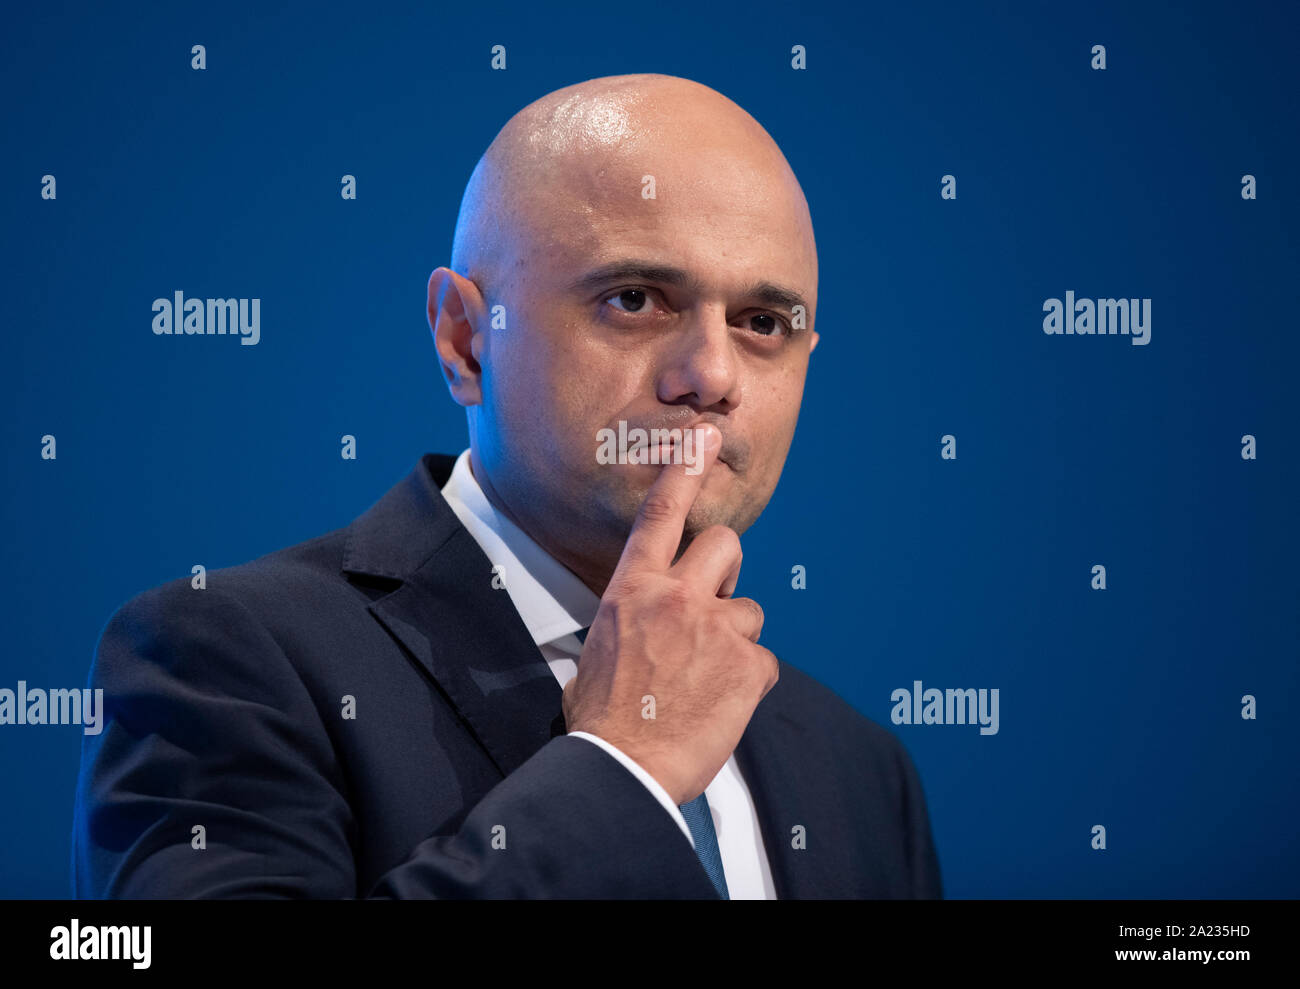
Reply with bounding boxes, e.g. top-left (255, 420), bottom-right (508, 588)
top-left (72, 581), bottom-right (715, 899)
top-left (891, 735), bottom-right (944, 899)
